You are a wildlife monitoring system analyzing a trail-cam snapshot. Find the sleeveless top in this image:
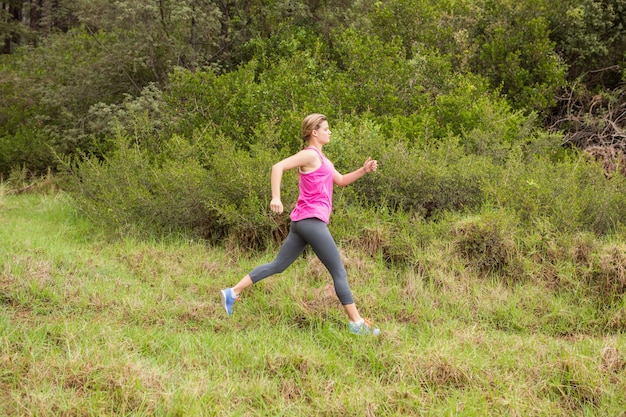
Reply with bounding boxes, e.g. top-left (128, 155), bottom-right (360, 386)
top-left (290, 147), bottom-right (335, 224)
